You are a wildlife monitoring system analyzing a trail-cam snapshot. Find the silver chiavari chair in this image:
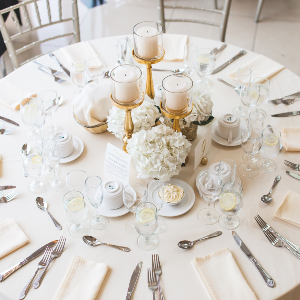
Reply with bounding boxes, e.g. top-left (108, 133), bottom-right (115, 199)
top-left (0, 0), bottom-right (80, 70)
top-left (157, 0), bottom-right (232, 42)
